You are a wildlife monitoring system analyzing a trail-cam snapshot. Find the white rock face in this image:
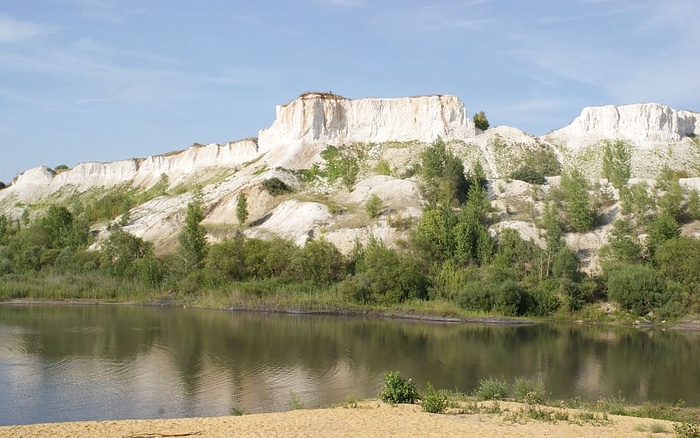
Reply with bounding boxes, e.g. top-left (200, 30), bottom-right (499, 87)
top-left (0, 139), bottom-right (259, 208)
top-left (258, 93), bottom-right (475, 154)
top-left (544, 103), bottom-right (700, 151)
